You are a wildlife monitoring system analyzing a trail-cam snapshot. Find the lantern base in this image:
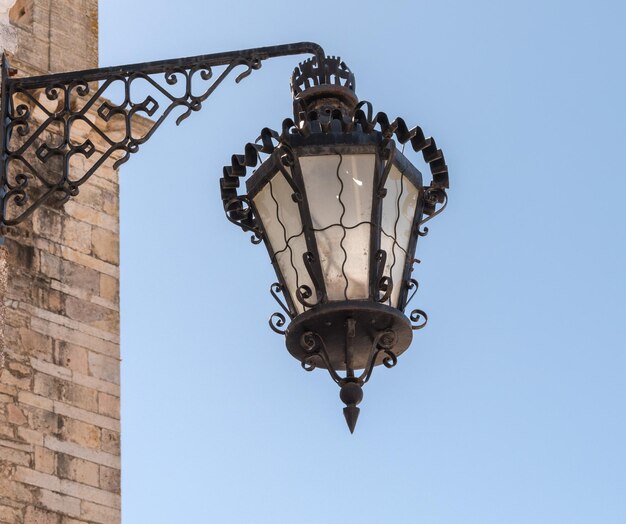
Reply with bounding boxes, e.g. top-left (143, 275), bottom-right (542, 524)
top-left (285, 301), bottom-right (413, 371)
